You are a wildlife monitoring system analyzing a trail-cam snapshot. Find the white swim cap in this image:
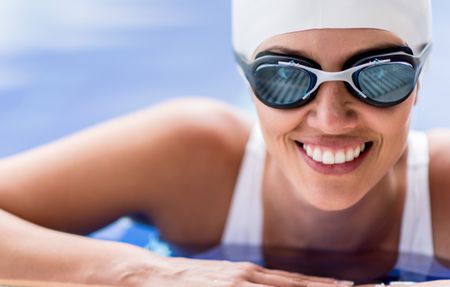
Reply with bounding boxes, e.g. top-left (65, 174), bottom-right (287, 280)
top-left (232, 0), bottom-right (432, 61)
